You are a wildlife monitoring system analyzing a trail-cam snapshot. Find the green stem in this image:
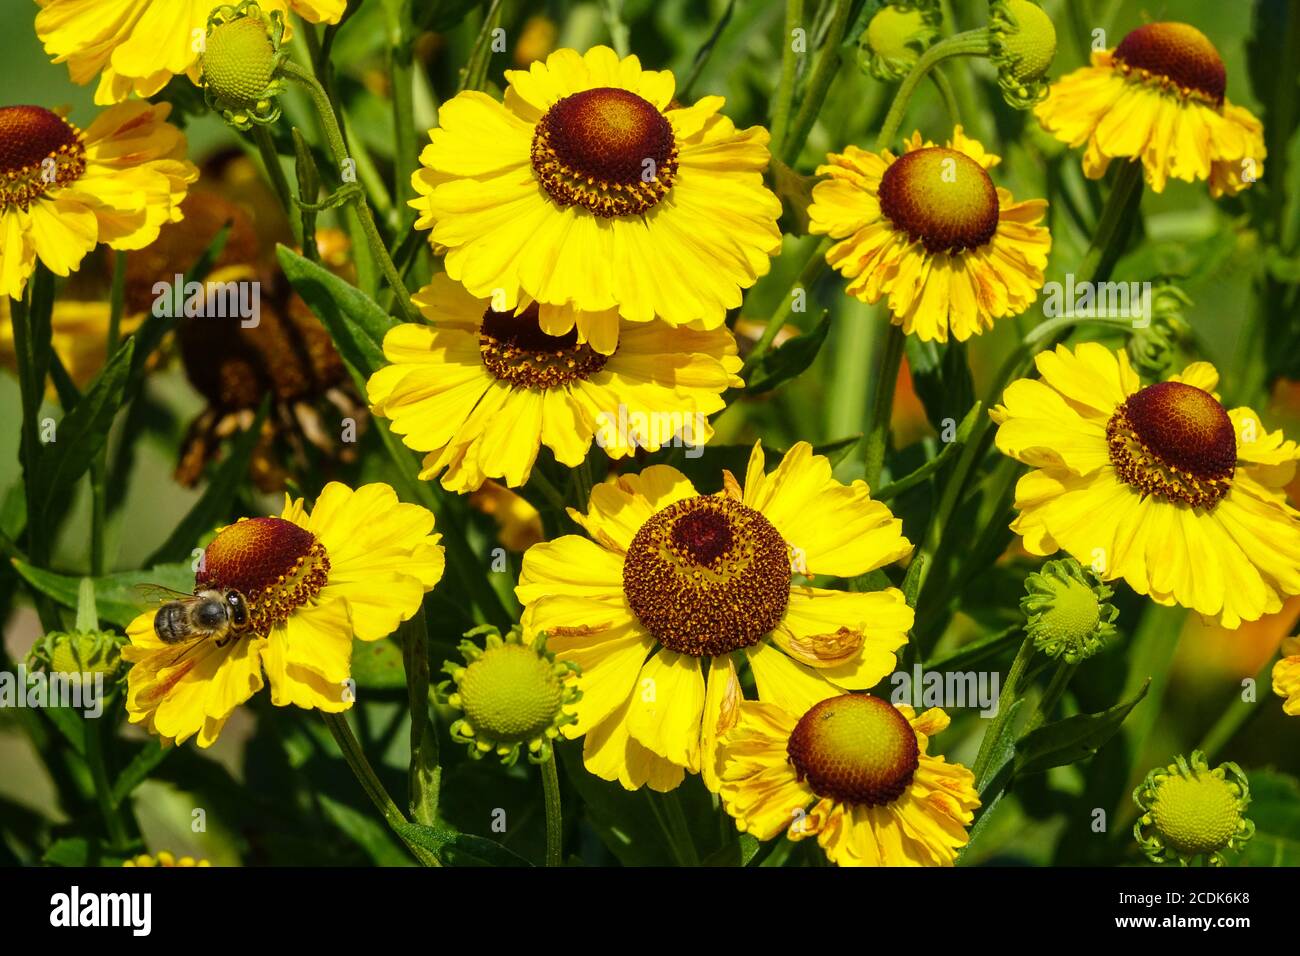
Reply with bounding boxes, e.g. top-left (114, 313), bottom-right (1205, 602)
top-left (1026, 661), bottom-right (1078, 734)
top-left (386, 6), bottom-right (417, 214)
top-left (541, 756), bottom-right (563, 867)
top-left (320, 712), bottom-right (439, 866)
top-left (929, 67), bottom-right (961, 127)
top-left (252, 126), bottom-right (303, 247)
top-left (90, 253), bottom-right (128, 578)
top-left (660, 791), bottom-right (700, 866)
top-left (769, 0), bottom-right (805, 153)
top-left (874, 30), bottom-right (991, 152)
top-left (972, 631), bottom-right (1034, 785)
top-left (781, 0), bottom-right (853, 164)
top-left (601, 0), bottom-right (631, 58)
top-left (280, 60), bottom-right (419, 323)
top-left (84, 710), bottom-right (129, 849)
top-left (862, 323), bottom-right (906, 490)
top-left (739, 237), bottom-right (830, 381)
top-left (873, 434), bottom-right (962, 501)
top-left (1077, 160), bottom-right (1144, 283)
